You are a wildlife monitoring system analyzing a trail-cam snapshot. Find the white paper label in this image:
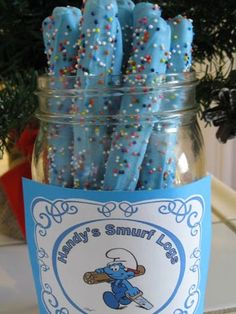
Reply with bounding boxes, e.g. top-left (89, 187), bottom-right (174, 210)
top-left (23, 177), bottom-right (211, 314)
